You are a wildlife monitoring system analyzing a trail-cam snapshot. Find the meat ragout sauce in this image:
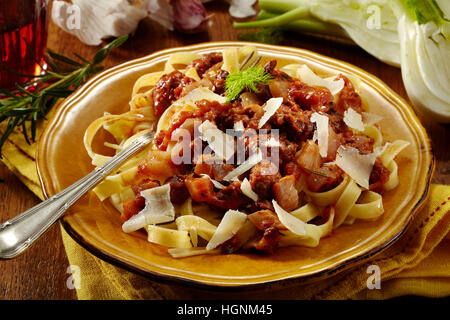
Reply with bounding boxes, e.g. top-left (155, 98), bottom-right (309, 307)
top-left (125, 52), bottom-right (390, 254)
